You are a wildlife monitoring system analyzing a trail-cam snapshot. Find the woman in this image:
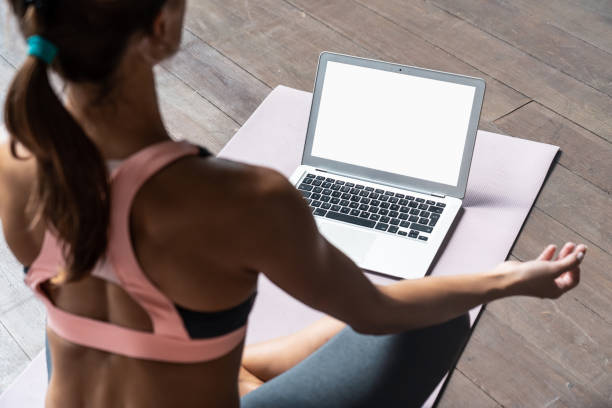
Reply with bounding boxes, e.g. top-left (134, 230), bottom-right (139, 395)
top-left (0, 1), bottom-right (585, 407)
